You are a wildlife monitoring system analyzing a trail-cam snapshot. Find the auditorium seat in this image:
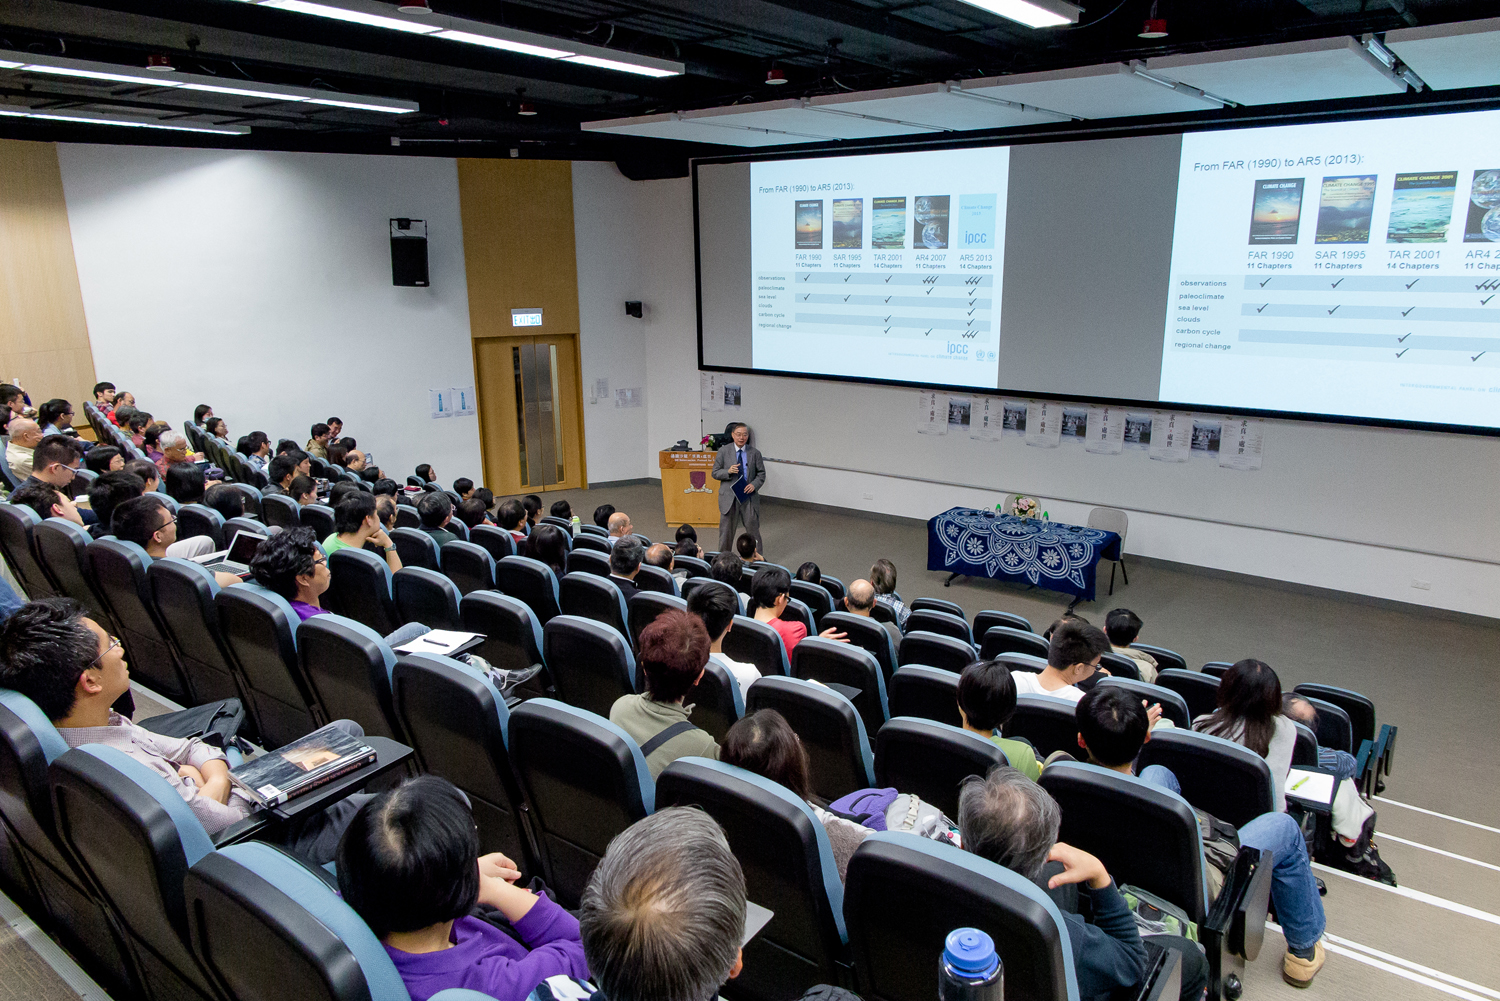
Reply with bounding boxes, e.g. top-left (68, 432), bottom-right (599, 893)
top-left (1155, 669), bottom-right (1220, 721)
top-left (223, 516), bottom-right (265, 541)
top-left (874, 717), bottom-right (1007, 820)
top-left (746, 676), bottom-right (874, 800)
top-left (438, 539), bottom-right (495, 596)
top-left (633, 563), bottom-right (678, 597)
top-left (821, 575), bottom-right (847, 602)
top-left (394, 505), bottom-right (421, 530)
top-left (539, 515), bottom-right (571, 532)
top-left (979, 625), bottom-right (1050, 660)
top-left (391, 566), bottom-right (462, 629)
top-left (0, 503), bottom-right (59, 599)
top-left (571, 533), bottom-right (610, 554)
top-left (721, 614), bottom-right (791, 679)
top-left (1134, 729), bottom-right (1276, 829)
top-left (682, 576), bottom-right (746, 614)
top-left (579, 523), bottom-right (608, 538)
top-left (1132, 643), bottom-right (1188, 674)
top-left (565, 548), bottom-right (611, 578)
top-left (229, 483), bottom-right (262, 519)
top-left (468, 523), bottom-right (516, 562)
top-left (446, 520), bottom-right (469, 542)
top-left (147, 559), bottom-right (253, 730)
top-left (657, 758), bottom-right (848, 1001)
top-left (89, 539), bottom-right (194, 704)
top-left (1096, 677), bottom-right (1191, 728)
top-left (323, 548), bottom-right (402, 636)
top-left (1202, 661), bottom-right (1232, 677)
top-left (904, 608), bottom-right (973, 646)
top-left (1294, 683), bottom-right (1375, 756)
top-left (886, 665), bottom-right (963, 729)
top-left (1002, 693), bottom-right (1082, 759)
top-left (1291, 720), bottom-right (1319, 767)
top-left (1297, 694), bottom-right (1356, 753)
top-left (1098, 650), bottom-right (1142, 681)
top-left (260, 493), bottom-right (301, 531)
top-left (822, 611), bottom-right (899, 685)
top-left (459, 591), bottom-right (551, 698)
top-left (789, 579), bottom-right (834, 626)
top-left (507, 699), bottom-right (654, 908)
top-left (908, 596), bottom-right (963, 618)
top-left (736, 565), bottom-right (756, 596)
top-left (296, 614), bottom-right (404, 741)
top-left (627, 591), bottom-right (687, 647)
top-left (495, 555), bottom-right (563, 624)
top-left (791, 637), bottom-right (889, 741)
top-left (544, 614), bottom-right (637, 718)
top-left (868, 601), bottom-right (897, 625)
top-left (176, 503), bottom-right (226, 550)
top-left (897, 631), bottom-right (975, 675)
top-left (34, 518), bottom-right (117, 635)
top-left (390, 527), bottom-right (440, 572)
top-left (687, 660), bottom-right (744, 741)
top-left (558, 572), bottom-right (630, 637)
top-left (390, 654), bottom-right (533, 867)
top-left (215, 584), bottom-right (322, 749)
top-left (156, 493), bottom-right (180, 513)
top-left (973, 609), bottom-right (1033, 635)
top-left (674, 554), bottom-right (711, 578)
top-left (995, 652), bottom-right (1047, 674)
top-left (780, 596), bottom-right (817, 637)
